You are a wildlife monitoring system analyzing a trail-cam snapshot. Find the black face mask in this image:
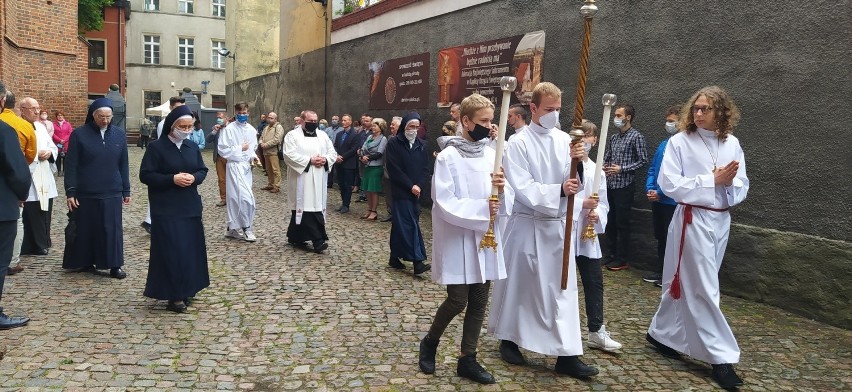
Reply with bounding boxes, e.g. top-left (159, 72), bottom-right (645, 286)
top-left (468, 123), bottom-right (490, 141)
top-left (303, 122), bottom-right (319, 134)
